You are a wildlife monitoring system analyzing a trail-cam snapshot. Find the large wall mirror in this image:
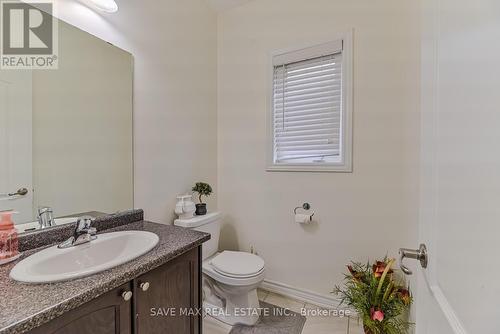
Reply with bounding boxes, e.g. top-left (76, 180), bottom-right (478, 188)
top-left (0, 13), bottom-right (134, 233)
